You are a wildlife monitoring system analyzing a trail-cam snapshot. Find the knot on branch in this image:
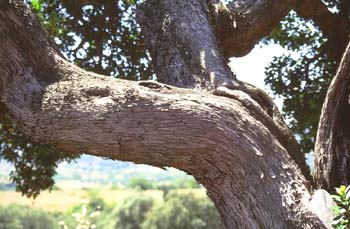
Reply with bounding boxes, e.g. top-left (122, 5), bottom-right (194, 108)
top-left (125, 89), bottom-right (136, 101)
